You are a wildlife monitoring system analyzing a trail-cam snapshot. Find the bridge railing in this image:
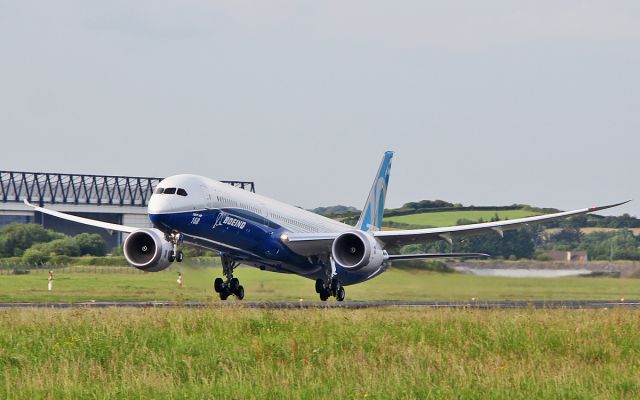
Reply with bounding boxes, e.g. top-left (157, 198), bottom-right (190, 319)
top-left (0, 171), bottom-right (254, 207)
